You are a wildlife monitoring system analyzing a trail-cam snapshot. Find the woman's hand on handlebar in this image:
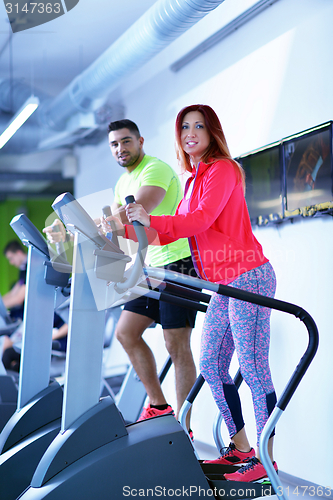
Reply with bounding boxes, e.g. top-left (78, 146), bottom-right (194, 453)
top-left (126, 203), bottom-right (151, 227)
top-left (43, 219), bottom-right (67, 243)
